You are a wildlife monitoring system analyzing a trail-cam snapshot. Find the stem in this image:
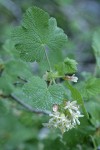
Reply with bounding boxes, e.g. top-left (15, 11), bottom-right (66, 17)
top-left (55, 75), bottom-right (64, 78)
top-left (90, 135), bottom-right (97, 150)
top-left (44, 46), bottom-right (52, 71)
top-left (53, 79), bottom-right (56, 84)
top-left (10, 94), bottom-right (50, 115)
top-left (93, 65), bottom-right (97, 76)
